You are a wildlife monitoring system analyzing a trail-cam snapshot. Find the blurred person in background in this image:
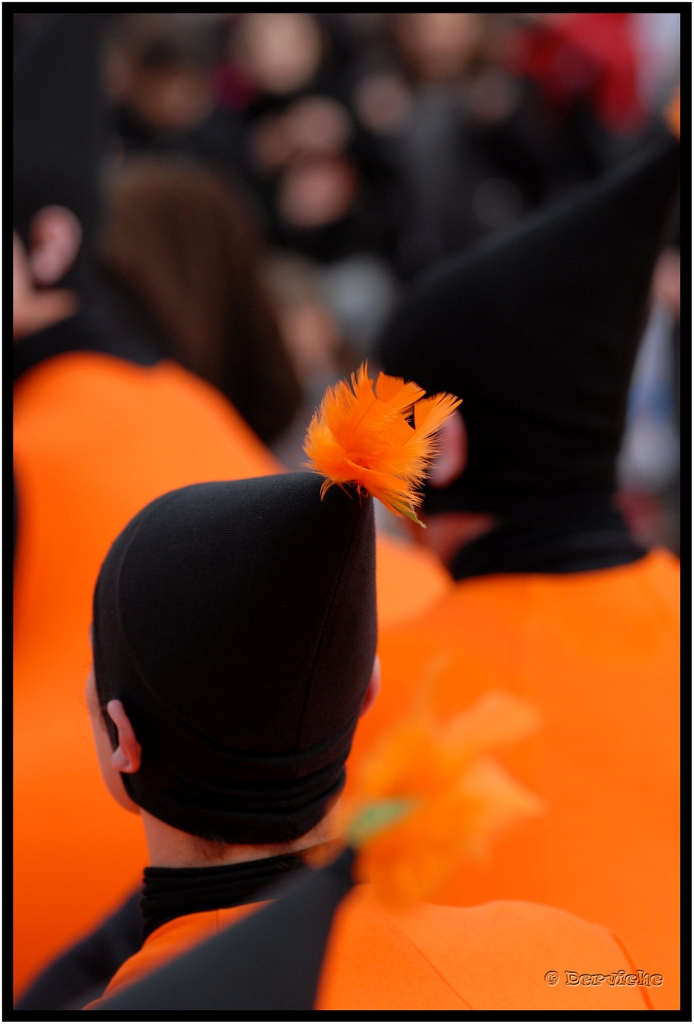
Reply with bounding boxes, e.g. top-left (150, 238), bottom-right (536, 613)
top-left (510, 13), bottom-right (646, 137)
top-left (218, 13), bottom-right (399, 266)
top-left (347, 12), bottom-right (664, 279)
top-left (13, 13), bottom-right (282, 1004)
top-left (106, 13), bottom-right (402, 359)
top-left (100, 156), bottom-right (302, 444)
top-left (617, 224), bottom-right (680, 553)
top-left (263, 249), bottom-right (399, 540)
top-left (105, 12), bottom-right (249, 191)
top-left (348, 128), bottom-right (681, 1009)
top-left (264, 253), bottom-right (346, 412)
top-left (615, 23), bottom-right (680, 553)
top-left (107, 14), bottom-right (216, 142)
